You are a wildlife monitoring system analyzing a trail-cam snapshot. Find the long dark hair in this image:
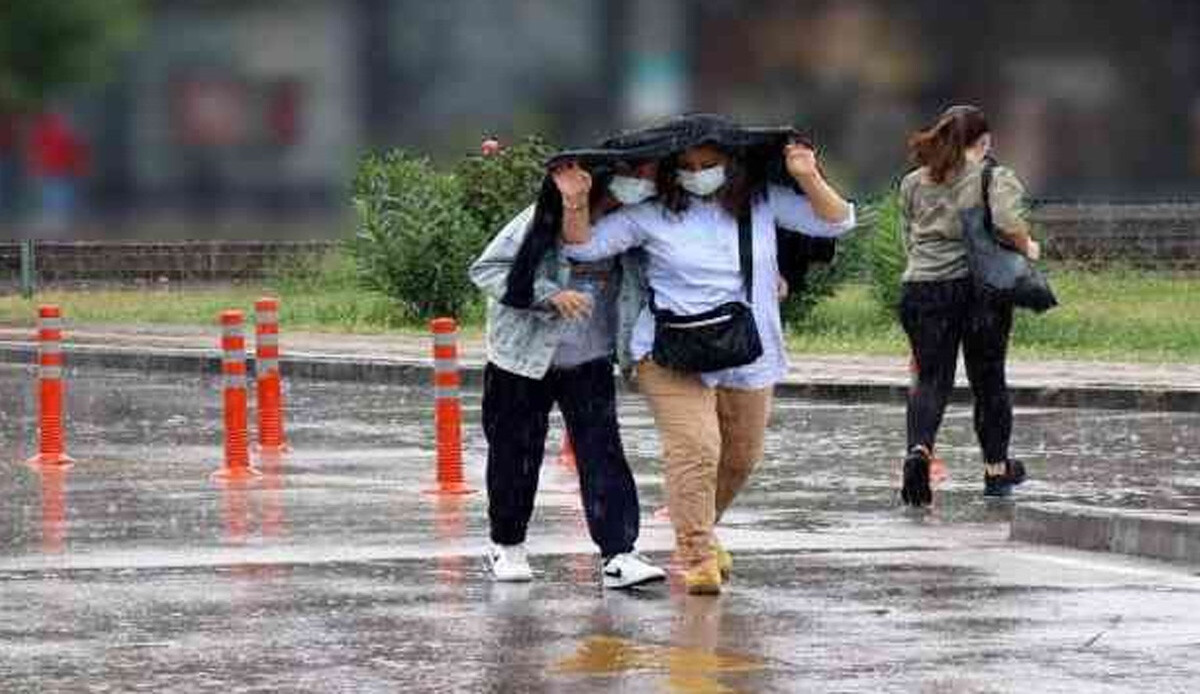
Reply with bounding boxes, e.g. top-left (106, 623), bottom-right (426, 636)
top-left (907, 105), bottom-right (990, 184)
top-left (500, 177), bottom-right (561, 308)
top-left (500, 171), bottom-right (614, 309)
top-left (659, 145), bottom-right (765, 219)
